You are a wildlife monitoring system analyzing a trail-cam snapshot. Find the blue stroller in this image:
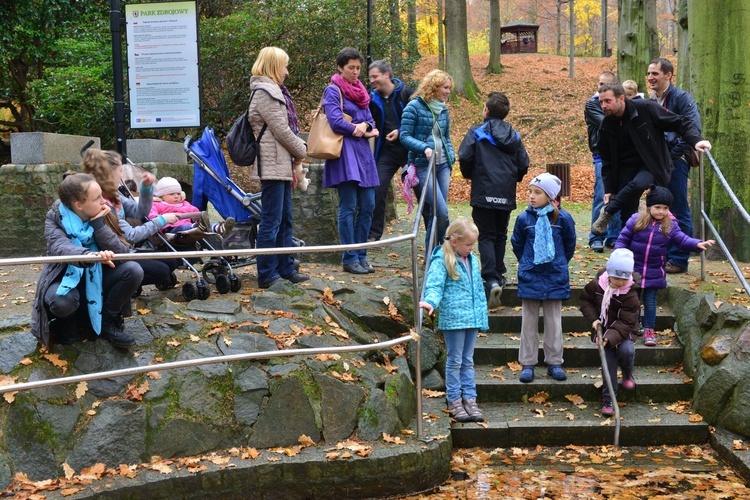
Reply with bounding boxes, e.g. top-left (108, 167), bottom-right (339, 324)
top-left (184, 126), bottom-right (304, 281)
